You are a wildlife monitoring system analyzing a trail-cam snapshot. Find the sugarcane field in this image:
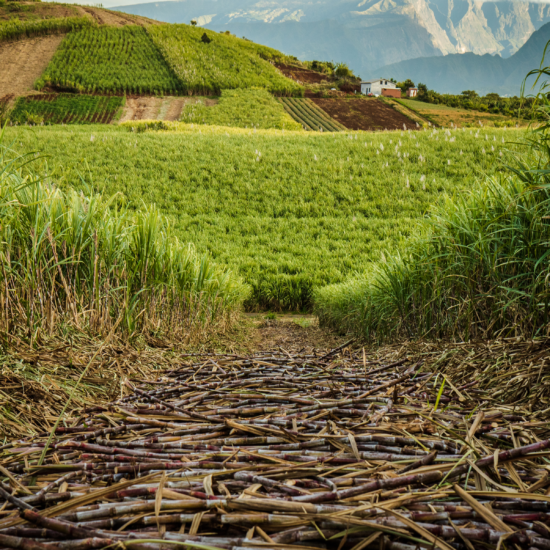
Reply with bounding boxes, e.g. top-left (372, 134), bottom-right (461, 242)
top-left (2, 3), bottom-right (550, 550)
